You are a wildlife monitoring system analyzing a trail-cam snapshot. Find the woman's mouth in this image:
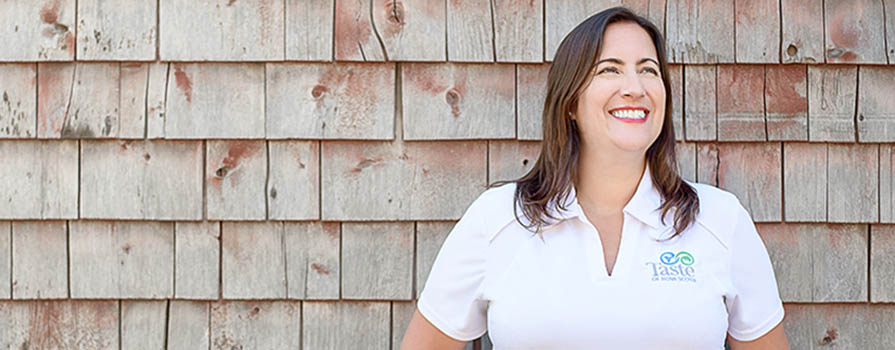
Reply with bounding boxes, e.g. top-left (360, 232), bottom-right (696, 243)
top-left (609, 107), bottom-right (649, 124)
